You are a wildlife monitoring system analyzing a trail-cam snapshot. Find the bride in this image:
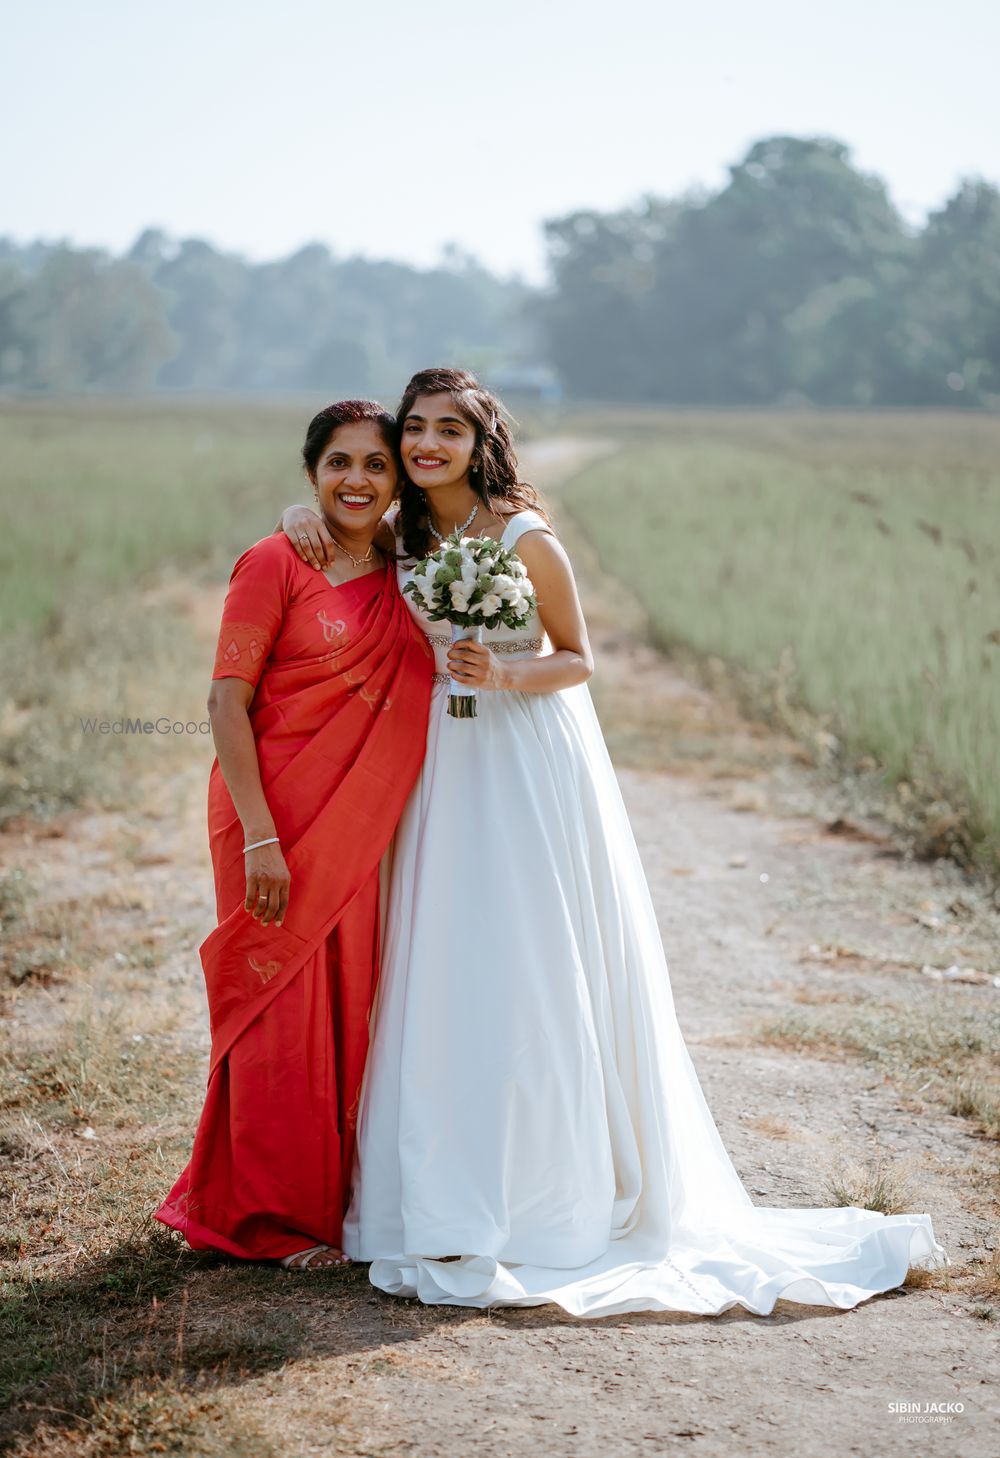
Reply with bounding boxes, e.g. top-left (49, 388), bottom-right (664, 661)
top-left (279, 366), bottom-right (947, 1316)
